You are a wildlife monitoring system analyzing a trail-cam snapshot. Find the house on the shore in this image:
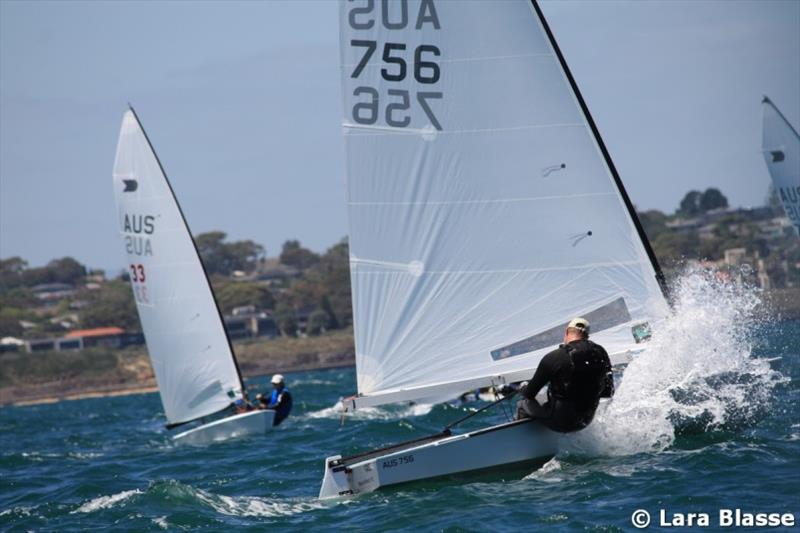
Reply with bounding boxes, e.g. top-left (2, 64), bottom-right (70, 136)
top-left (223, 306), bottom-right (278, 340)
top-left (4, 327), bottom-right (145, 354)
